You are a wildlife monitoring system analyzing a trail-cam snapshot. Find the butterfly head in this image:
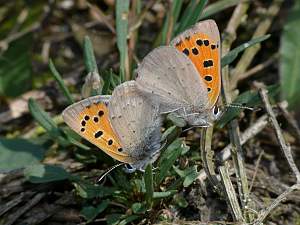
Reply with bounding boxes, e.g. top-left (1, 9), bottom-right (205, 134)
top-left (183, 105), bottom-right (221, 127)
